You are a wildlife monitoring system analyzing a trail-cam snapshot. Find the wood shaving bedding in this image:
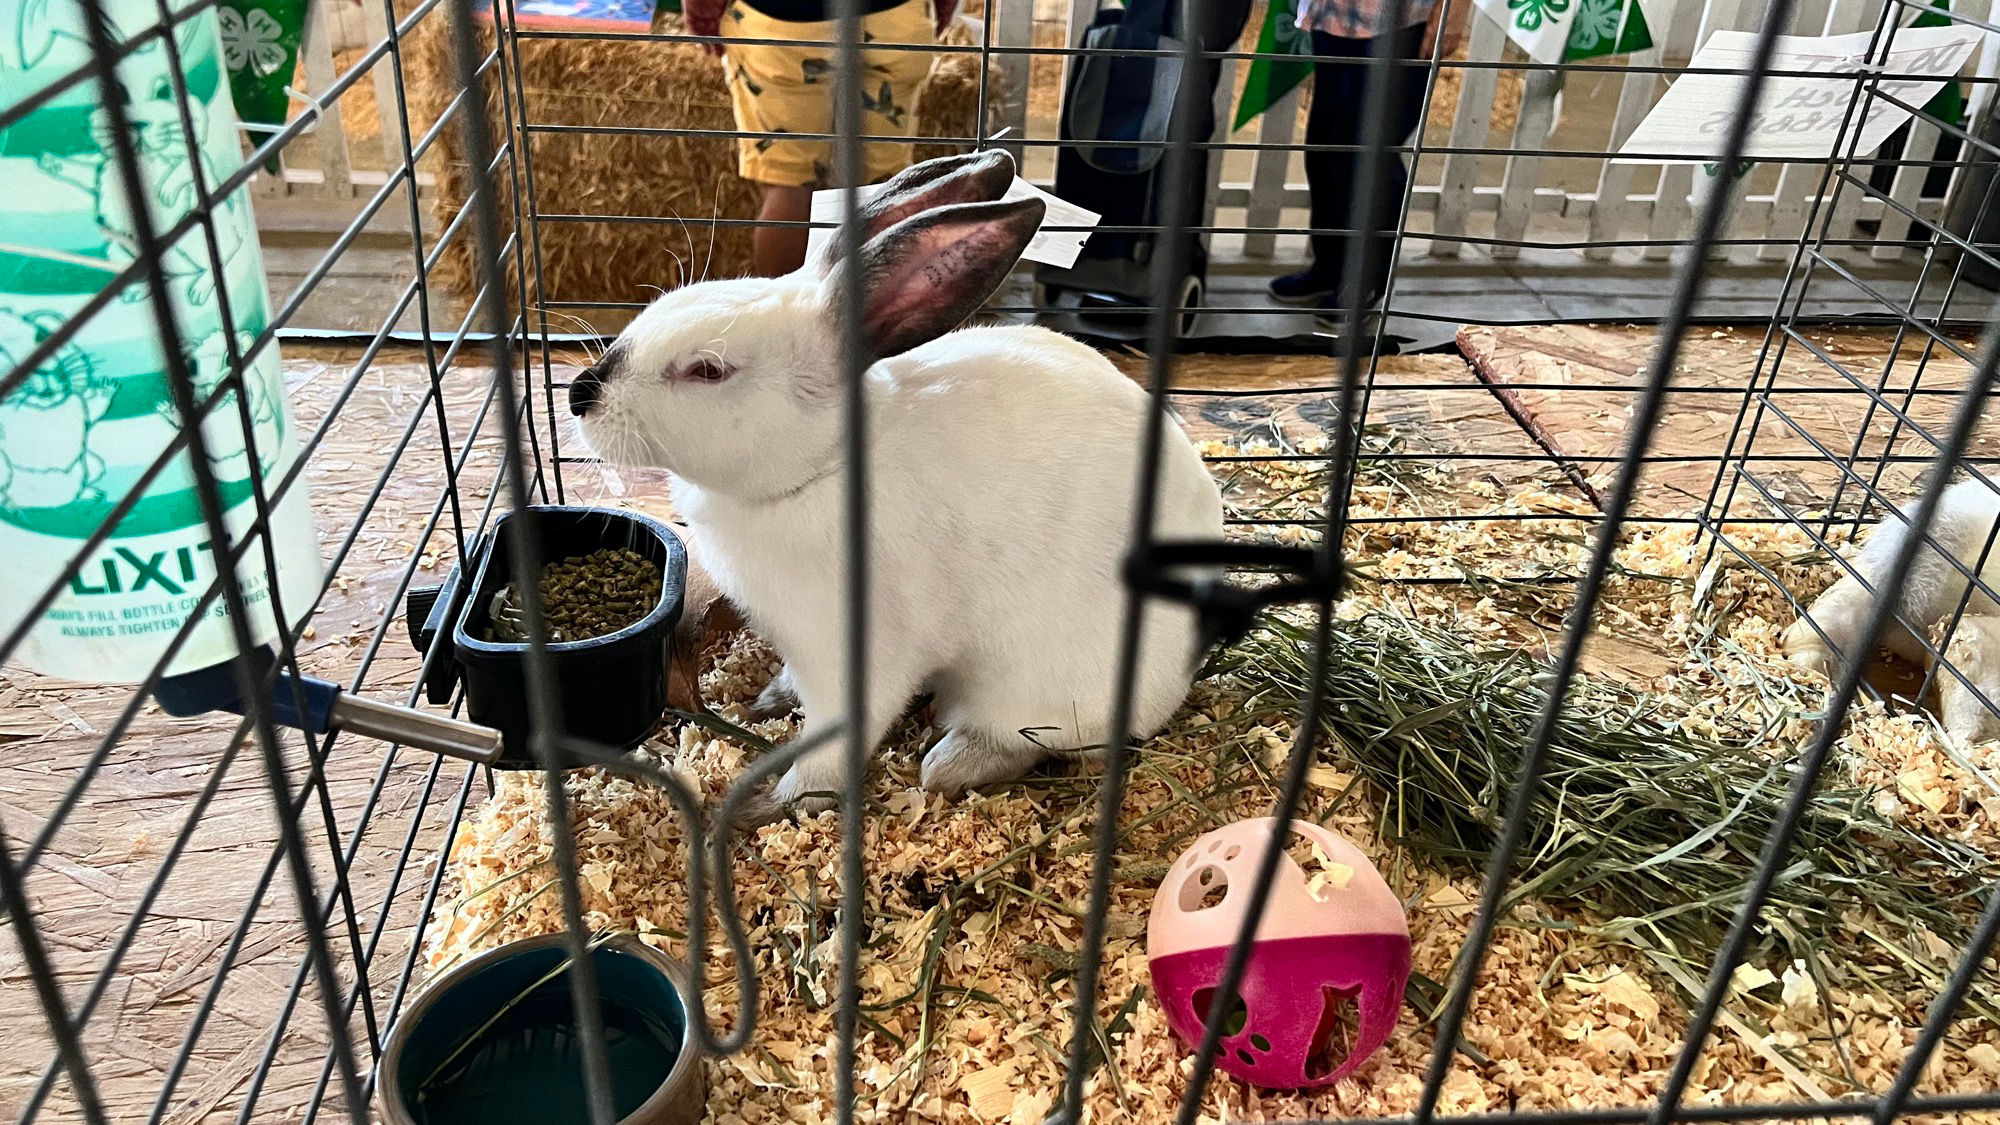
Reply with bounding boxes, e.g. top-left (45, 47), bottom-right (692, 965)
top-left (421, 451), bottom-right (2000, 1125)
